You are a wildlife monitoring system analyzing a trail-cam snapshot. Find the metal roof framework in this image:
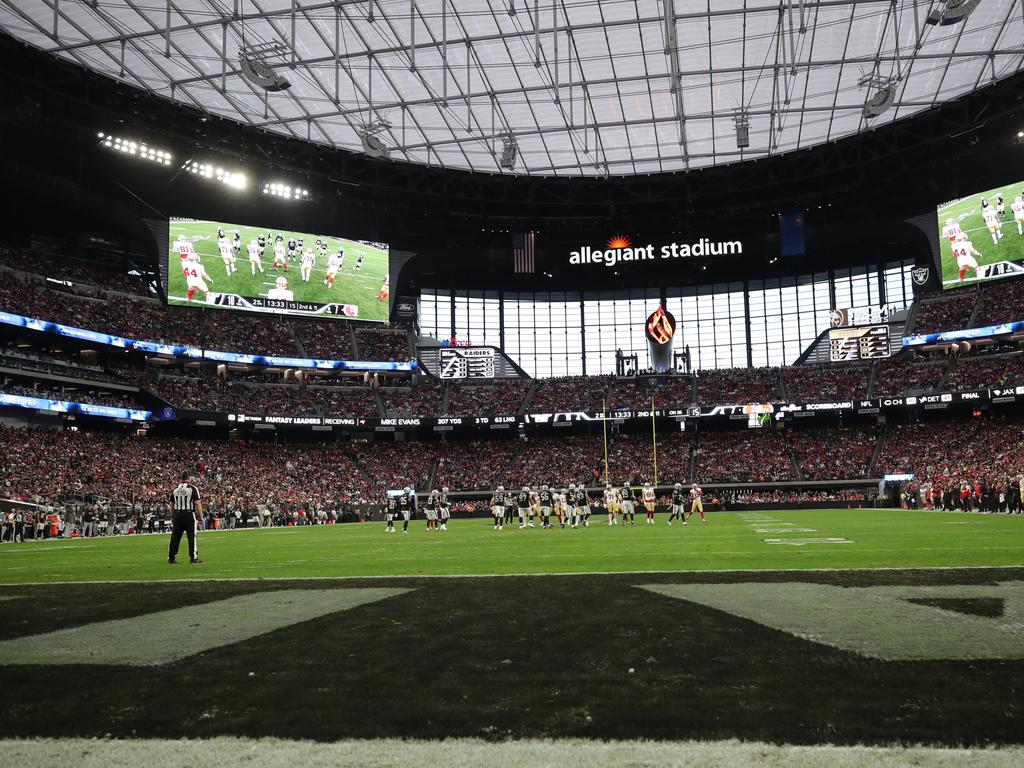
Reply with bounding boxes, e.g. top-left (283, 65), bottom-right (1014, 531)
top-left (1, 0), bottom-right (1022, 177)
